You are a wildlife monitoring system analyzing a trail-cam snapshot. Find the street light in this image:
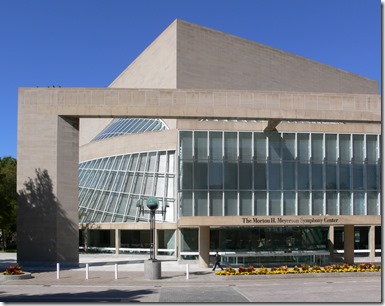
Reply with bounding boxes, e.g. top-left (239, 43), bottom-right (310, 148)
top-left (136, 197), bottom-right (168, 260)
